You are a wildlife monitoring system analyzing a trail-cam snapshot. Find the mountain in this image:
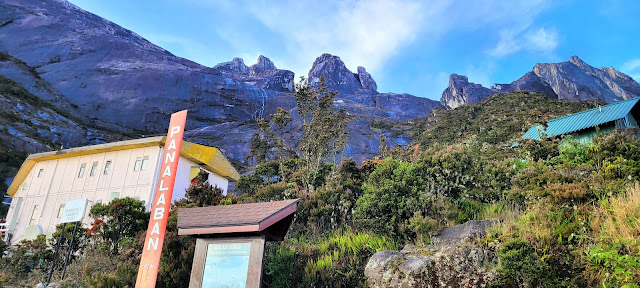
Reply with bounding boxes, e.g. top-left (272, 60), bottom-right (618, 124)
top-left (188, 54), bottom-right (442, 164)
top-left (440, 56), bottom-right (640, 109)
top-left (3, 0), bottom-right (639, 170)
top-left (0, 0), bottom-right (295, 133)
top-left (0, 0), bottom-right (441, 166)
